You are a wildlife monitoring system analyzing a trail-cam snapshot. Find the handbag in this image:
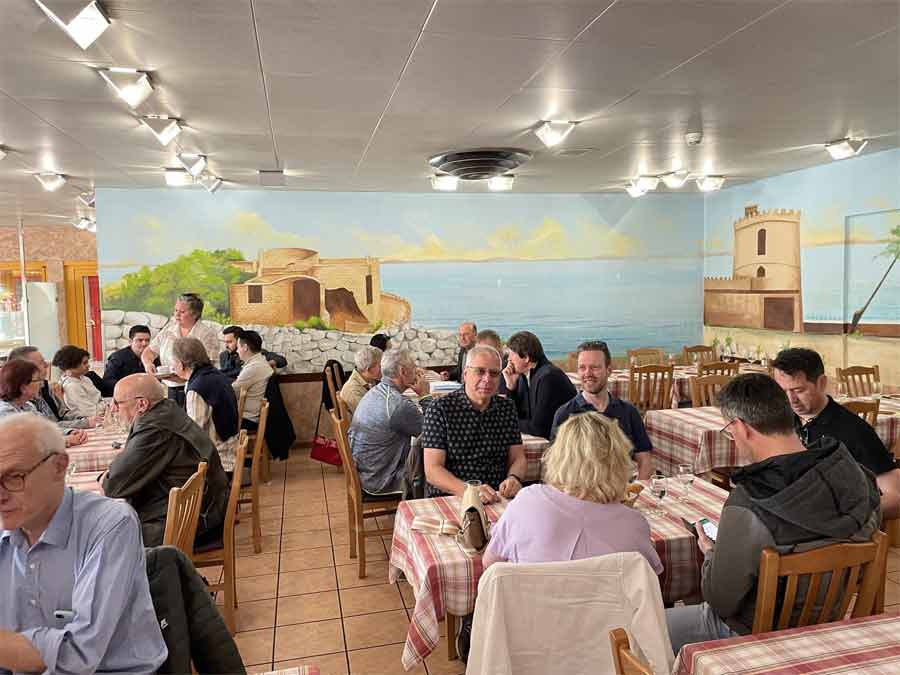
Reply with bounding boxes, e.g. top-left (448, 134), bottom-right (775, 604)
top-left (457, 482), bottom-right (491, 552)
top-left (309, 402), bottom-right (342, 466)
